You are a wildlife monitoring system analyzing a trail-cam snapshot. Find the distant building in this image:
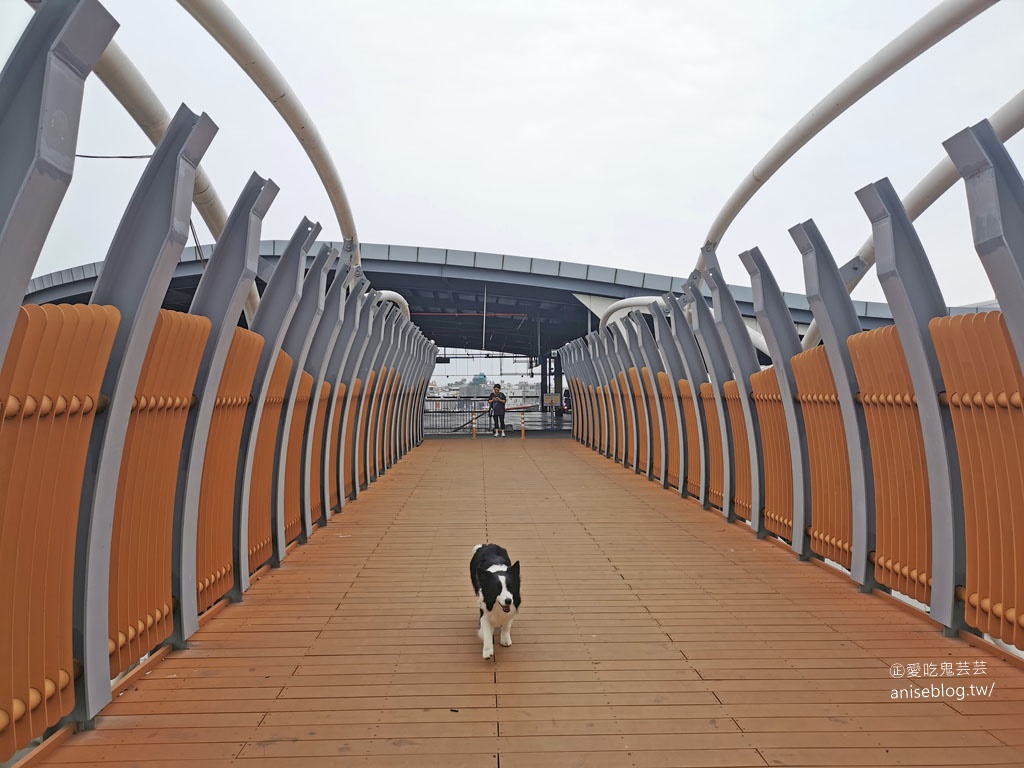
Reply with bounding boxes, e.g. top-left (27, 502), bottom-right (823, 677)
top-left (510, 381), bottom-right (539, 395)
top-left (458, 382), bottom-right (490, 397)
